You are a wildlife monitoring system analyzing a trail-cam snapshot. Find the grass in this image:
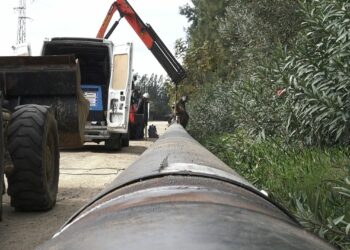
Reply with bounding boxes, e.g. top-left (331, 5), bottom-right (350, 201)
top-left (200, 132), bottom-right (350, 249)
